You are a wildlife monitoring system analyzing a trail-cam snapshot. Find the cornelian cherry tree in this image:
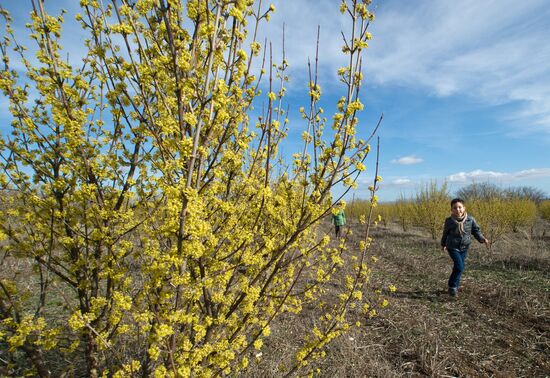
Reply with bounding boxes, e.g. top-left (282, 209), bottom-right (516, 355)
top-left (0, 0), bottom-right (380, 376)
